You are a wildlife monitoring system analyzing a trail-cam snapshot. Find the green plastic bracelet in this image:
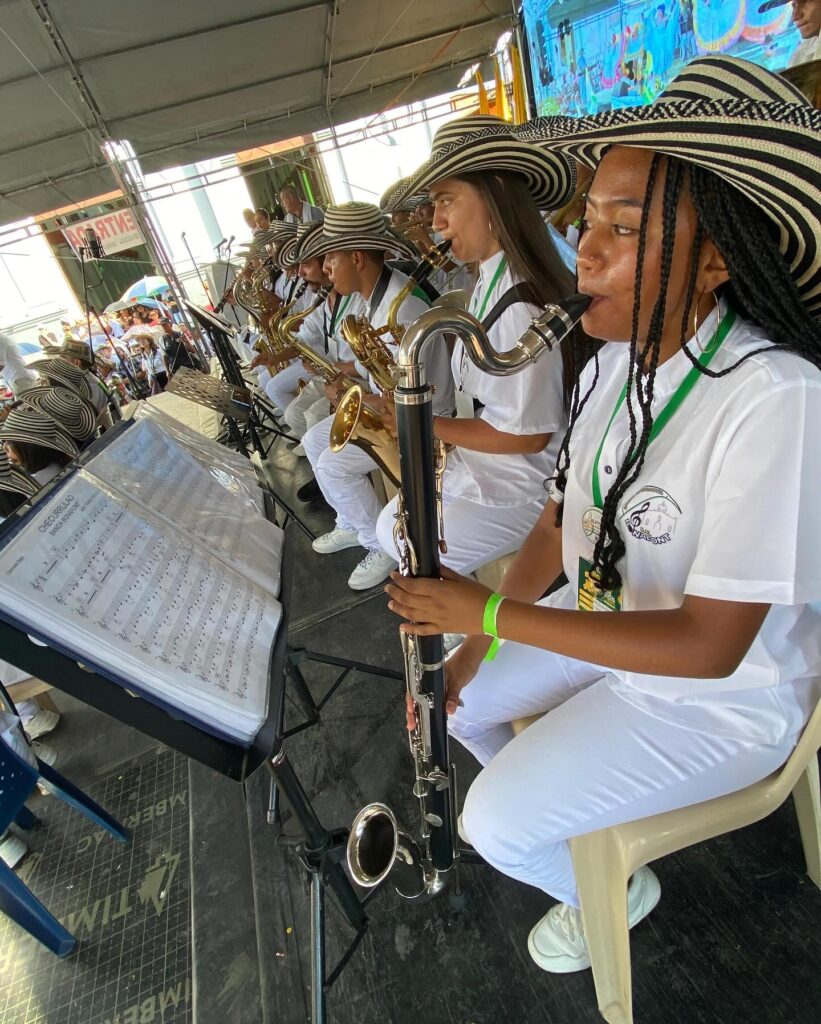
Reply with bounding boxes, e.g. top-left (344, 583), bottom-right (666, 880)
top-left (482, 592), bottom-right (505, 662)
